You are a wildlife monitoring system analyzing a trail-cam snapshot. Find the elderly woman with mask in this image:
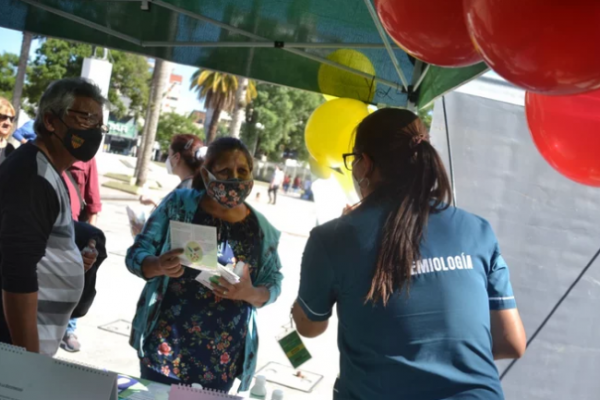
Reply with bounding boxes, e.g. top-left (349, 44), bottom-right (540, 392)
top-left (126, 137), bottom-right (283, 392)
